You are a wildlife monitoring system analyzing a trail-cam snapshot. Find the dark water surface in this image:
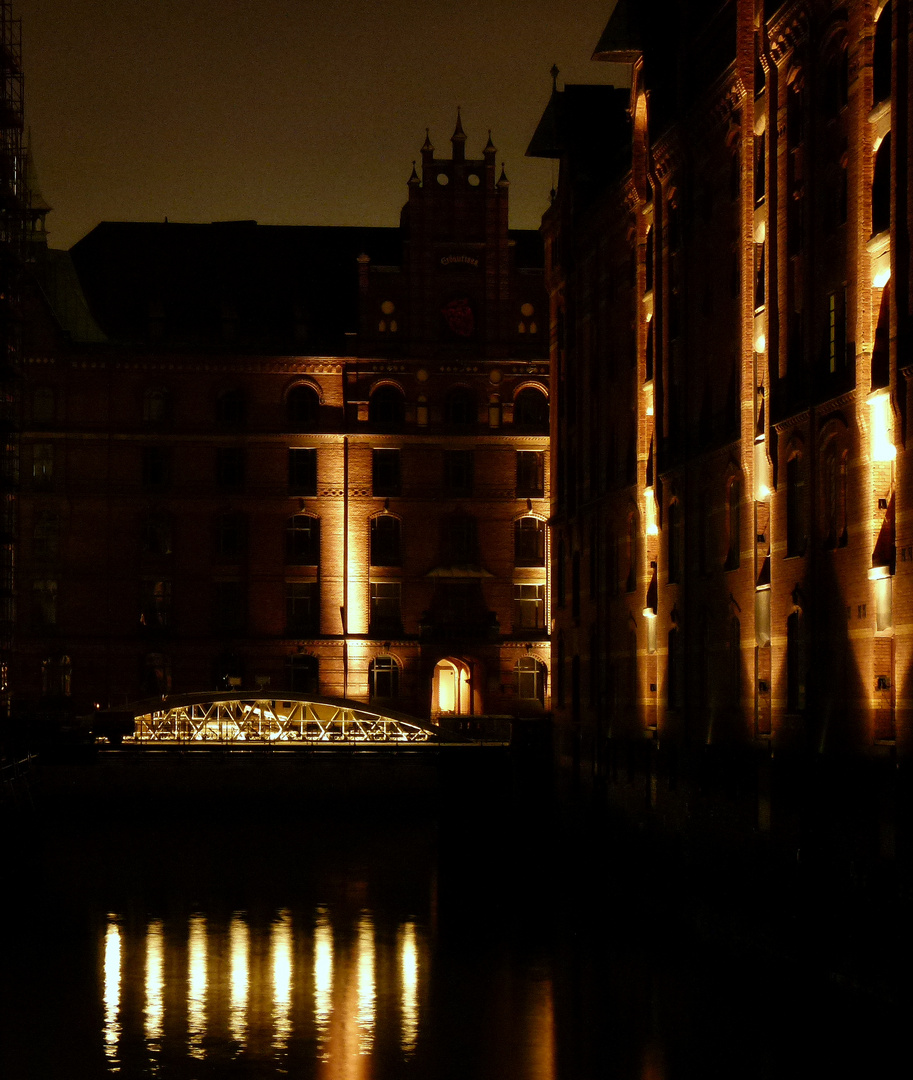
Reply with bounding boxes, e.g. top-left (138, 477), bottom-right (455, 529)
top-left (0, 760), bottom-right (904, 1078)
